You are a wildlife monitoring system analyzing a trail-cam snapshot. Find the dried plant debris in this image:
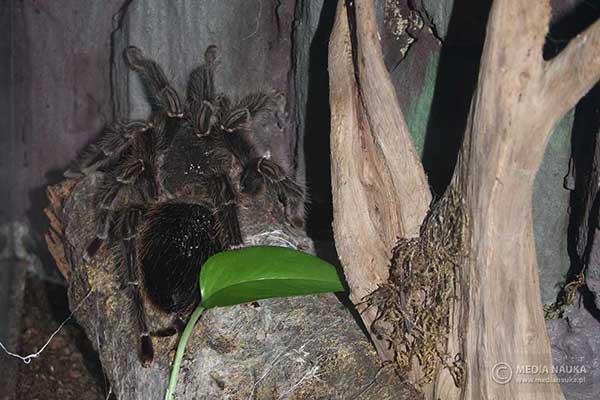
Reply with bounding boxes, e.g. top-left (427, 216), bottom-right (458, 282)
top-left (383, 0), bottom-right (441, 60)
top-left (368, 185), bottom-right (466, 387)
top-left (544, 272), bottom-right (586, 320)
